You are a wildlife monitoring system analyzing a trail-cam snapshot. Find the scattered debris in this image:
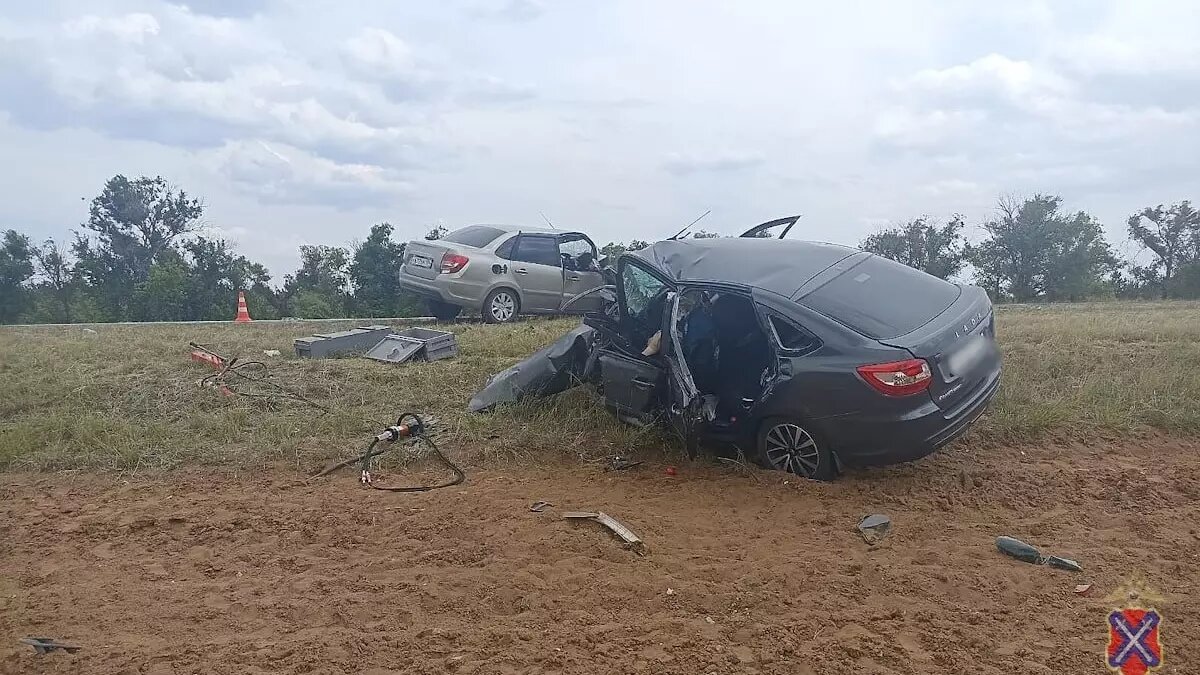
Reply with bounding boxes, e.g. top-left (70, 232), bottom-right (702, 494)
top-left (469, 325), bottom-right (596, 412)
top-left (705, 616), bottom-right (716, 625)
top-left (294, 325), bottom-right (394, 359)
top-left (605, 456), bottom-right (643, 471)
top-left (857, 514), bottom-right (892, 544)
top-left (1045, 555), bottom-right (1084, 572)
top-left (1075, 584), bottom-right (1093, 596)
top-left (666, 587), bottom-right (676, 596)
top-left (529, 500), bottom-right (552, 512)
top-left (81, 327), bottom-right (97, 335)
top-left (665, 466), bottom-right (678, 477)
top-left (364, 335), bottom-right (425, 364)
top-left (263, 349), bottom-right (281, 357)
top-left (996, 536), bottom-right (1082, 572)
top-left (563, 511), bottom-right (645, 555)
top-left (364, 327), bottom-right (459, 364)
top-left (189, 343), bottom-right (225, 369)
top-left (19, 637), bottom-right (82, 655)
